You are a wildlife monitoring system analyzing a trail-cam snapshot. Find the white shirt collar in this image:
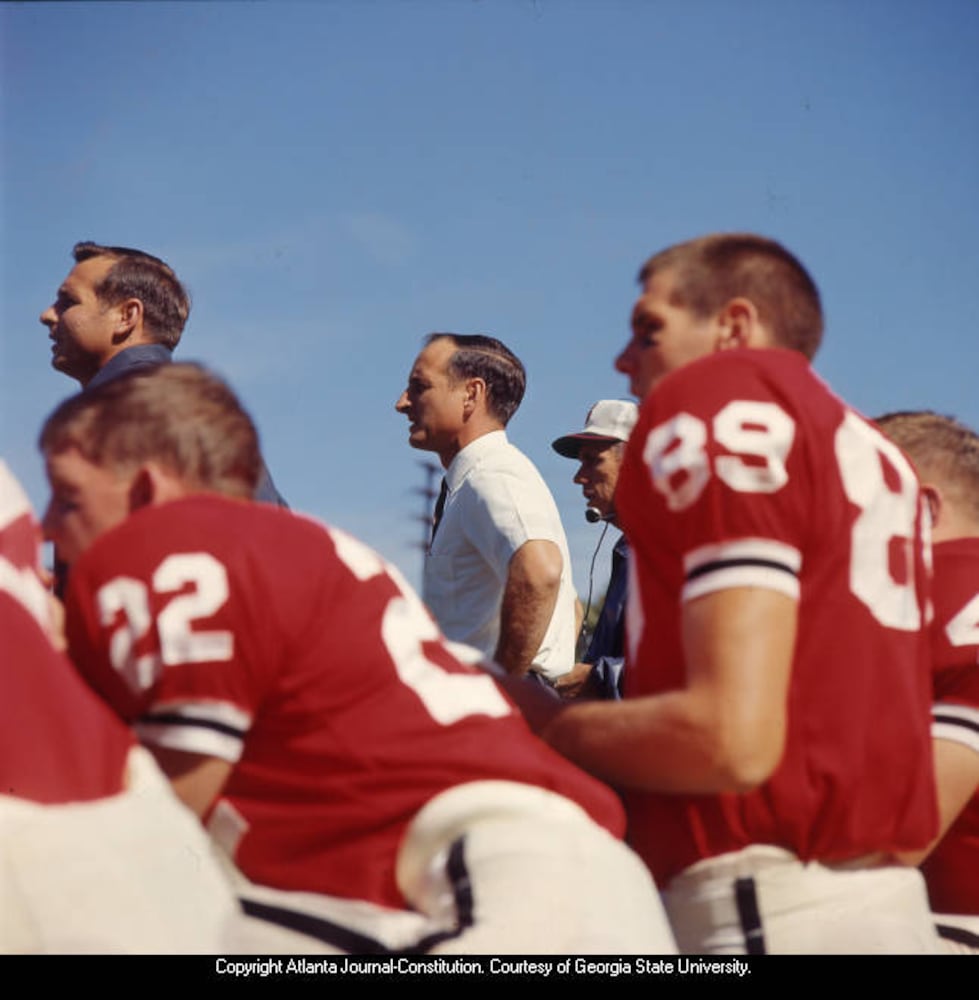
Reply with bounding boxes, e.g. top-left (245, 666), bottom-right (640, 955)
top-left (444, 430), bottom-right (508, 492)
